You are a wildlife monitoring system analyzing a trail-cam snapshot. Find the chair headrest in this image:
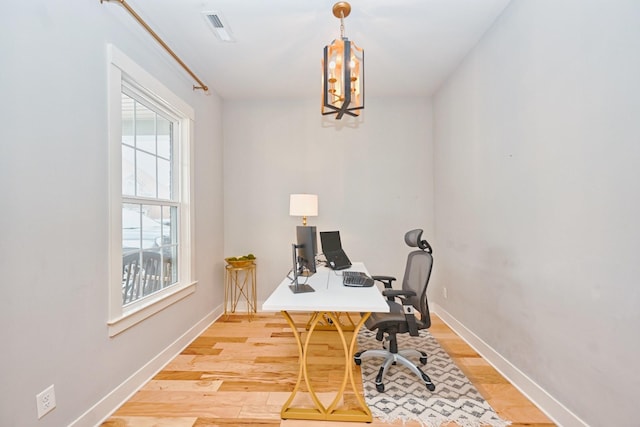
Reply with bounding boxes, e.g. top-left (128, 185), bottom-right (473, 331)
top-left (404, 229), bottom-right (432, 253)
